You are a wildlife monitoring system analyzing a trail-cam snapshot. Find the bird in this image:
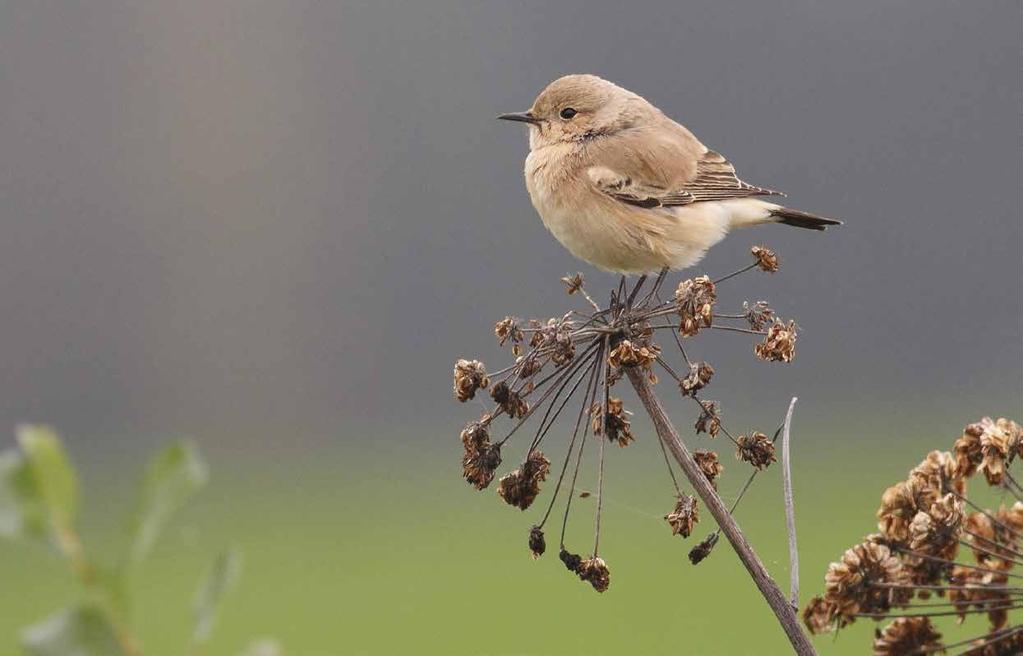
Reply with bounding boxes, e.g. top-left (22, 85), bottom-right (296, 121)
top-left (498, 74), bottom-right (840, 274)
